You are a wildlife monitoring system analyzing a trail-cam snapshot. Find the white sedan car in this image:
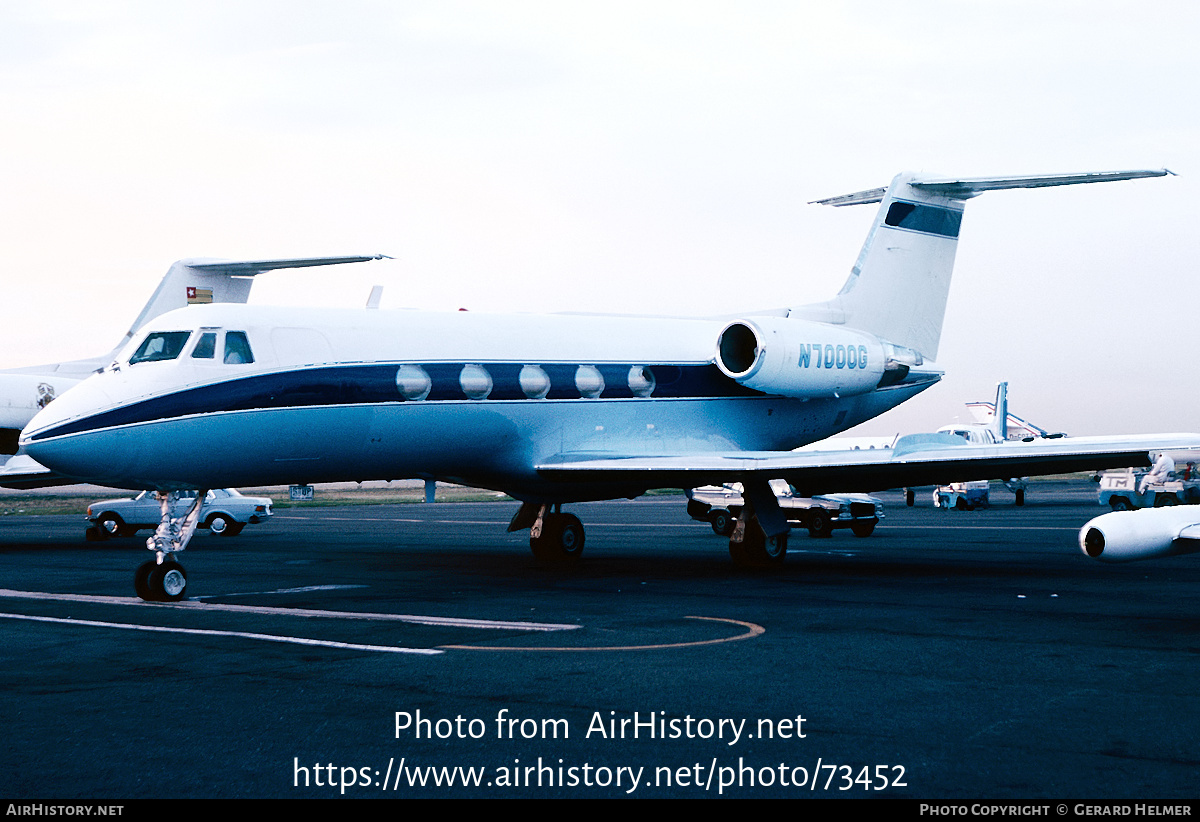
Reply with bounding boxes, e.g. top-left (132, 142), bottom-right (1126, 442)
top-left (86, 489), bottom-right (273, 540)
